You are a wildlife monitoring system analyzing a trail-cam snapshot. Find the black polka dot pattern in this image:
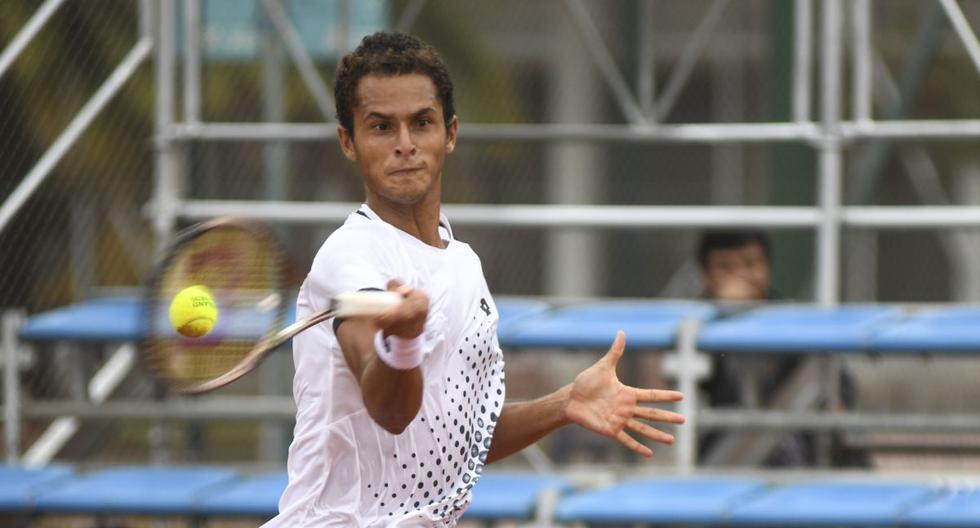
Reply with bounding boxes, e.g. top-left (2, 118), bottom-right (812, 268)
top-left (365, 296), bottom-right (505, 524)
